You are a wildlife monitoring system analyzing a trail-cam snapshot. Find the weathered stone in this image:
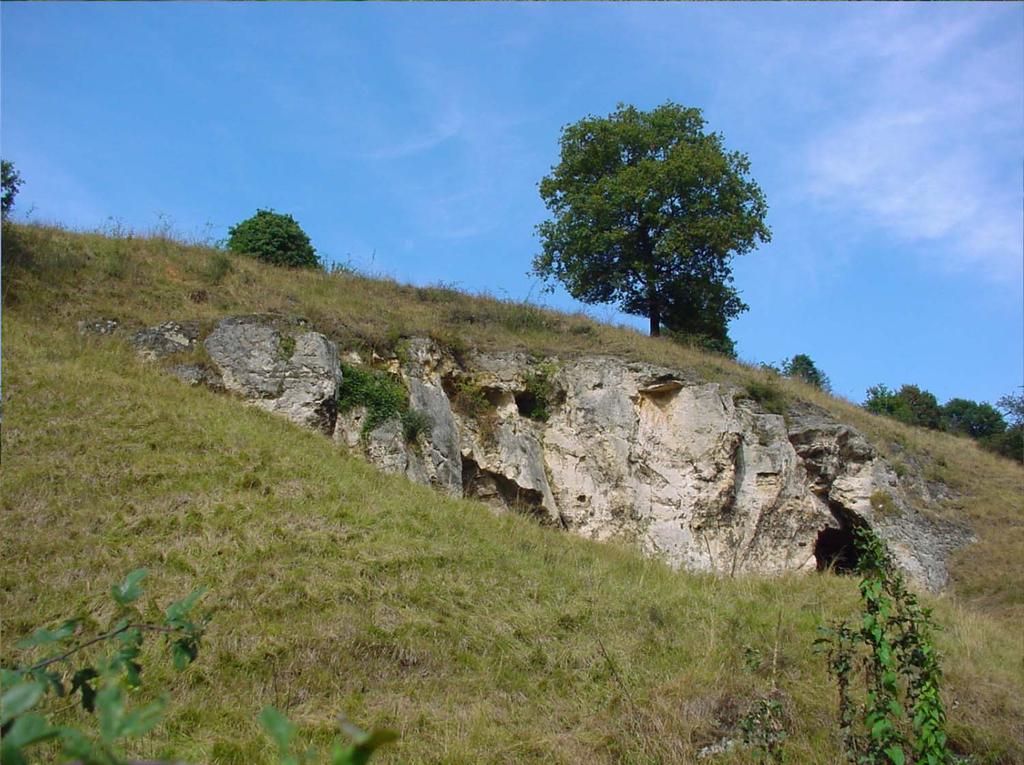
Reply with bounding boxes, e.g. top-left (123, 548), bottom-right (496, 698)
top-left (401, 339), bottom-right (463, 496)
top-left (364, 419), bottom-right (429, 484)
top-left (77, 318), bottom-right (119, 335)
top-left (204, 317), bottom-right (286, 397)
top-left (166, 364), bottom-right (223, 389)
top-left (204, 316), bottom-right (341, 433)
top-left (131, 321), bottom-right (199, 361)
